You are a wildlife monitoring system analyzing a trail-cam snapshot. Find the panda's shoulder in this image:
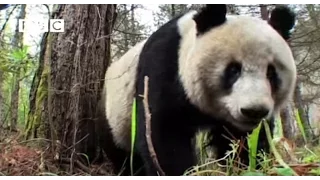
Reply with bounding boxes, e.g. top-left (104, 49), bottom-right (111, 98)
top-left (142, 14), bottom-right (185, 52)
